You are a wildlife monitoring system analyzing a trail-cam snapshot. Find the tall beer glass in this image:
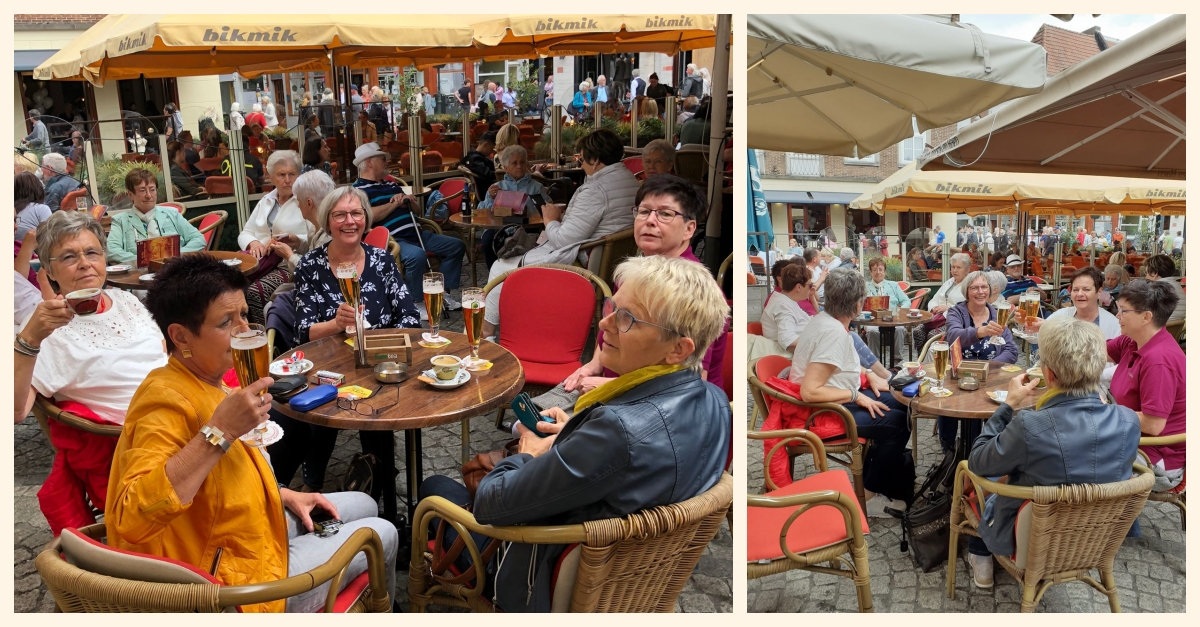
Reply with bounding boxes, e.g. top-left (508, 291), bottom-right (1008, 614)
top-left (336, 261), bottom-right (360, 335)
top-left (930, 341), bottom-right (950, 395)
top-left (1020, 288), bottom-right (1041, 341)
top-left (231, 323), bottom-right (272, 446)
top-left (461, 287), bottom-right (485, 363)
top-left (424, 272), bottom-right (444, 340)
top-left (992, 302), bottom-right (1011, 346)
